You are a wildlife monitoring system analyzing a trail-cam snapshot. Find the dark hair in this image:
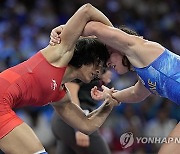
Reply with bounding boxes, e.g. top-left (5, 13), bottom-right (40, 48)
top-left (119, 26), bottom-right (139, 71)
top-left (69, 37), bottom-right (109, 69)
